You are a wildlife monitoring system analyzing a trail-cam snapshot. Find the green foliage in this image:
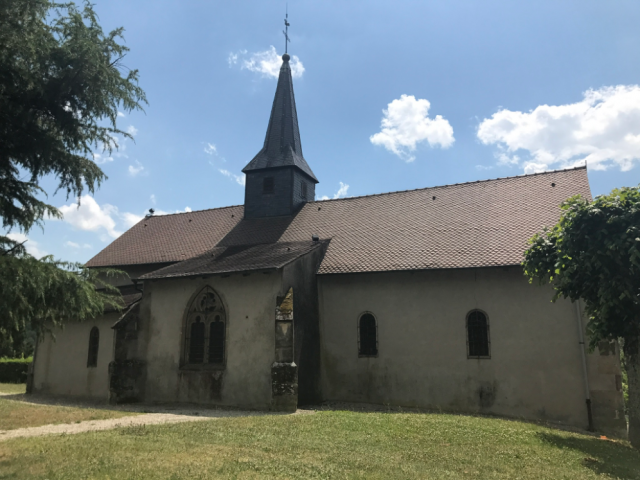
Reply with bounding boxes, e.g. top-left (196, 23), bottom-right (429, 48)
top-left (0, 0), bottom-right (146, 232)
top-left (0, 357), bottom-right (33, 363)
top-left (0, 235), bottom-right (124, 345)
top-left (523, 186), bottom-right (640, 349)
top-left (0, 361), bottom-right (29, 383)
top-left (0, 1), bottom-right (145, 344)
